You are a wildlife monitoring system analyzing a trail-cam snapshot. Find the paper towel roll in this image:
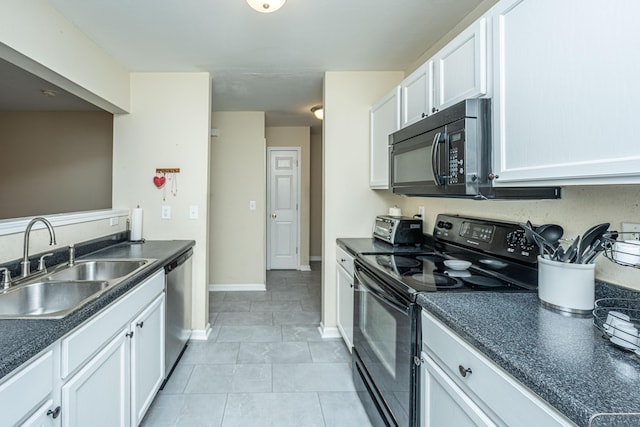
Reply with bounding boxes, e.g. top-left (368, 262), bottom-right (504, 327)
top-left (389, 207), bottom-right (402, 217)
top-left (131, 207), bottom-right (143, 241)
